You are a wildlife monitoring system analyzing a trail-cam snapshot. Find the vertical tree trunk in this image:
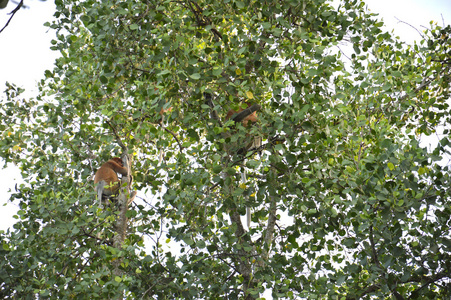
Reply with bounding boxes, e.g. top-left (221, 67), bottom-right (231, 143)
top-left (112, 154), bottom-right (137, 299)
